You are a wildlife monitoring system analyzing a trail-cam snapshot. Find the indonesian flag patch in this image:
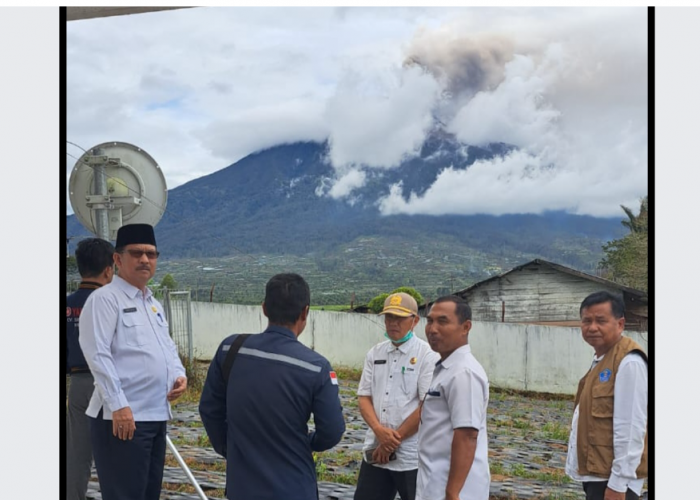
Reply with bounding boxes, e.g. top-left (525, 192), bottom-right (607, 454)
top-left (330, 371), bottom-right (338, 385)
